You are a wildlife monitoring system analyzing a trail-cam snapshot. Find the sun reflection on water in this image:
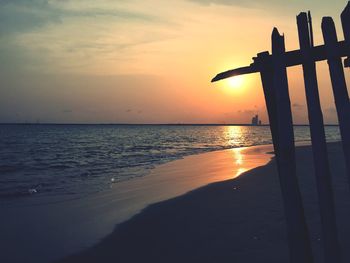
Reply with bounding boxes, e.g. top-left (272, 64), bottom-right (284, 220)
top-left (232, 147), bottom-right (248, 177)
top-left (224, 126), bottom-right (250, 148)
top-left (235, 152), bottom-right (243, 165)
top-left (236, 167), bottom-right (248, 176)
top-left (224, 126), bottom-right (252, 178)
